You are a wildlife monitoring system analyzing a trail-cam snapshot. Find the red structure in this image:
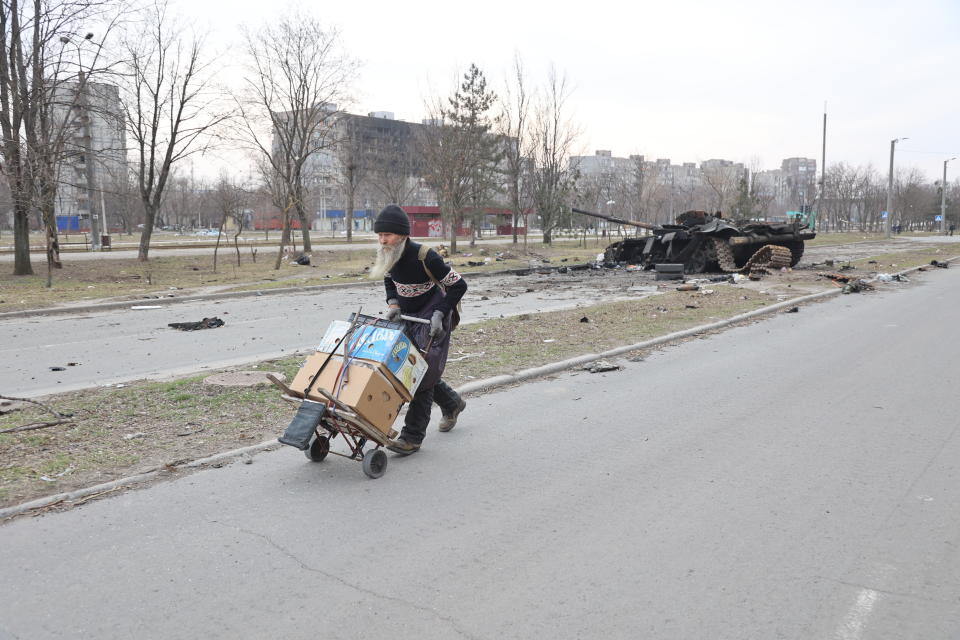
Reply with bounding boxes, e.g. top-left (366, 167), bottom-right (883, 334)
top-left (402, 206), bottom-right (526, 238)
